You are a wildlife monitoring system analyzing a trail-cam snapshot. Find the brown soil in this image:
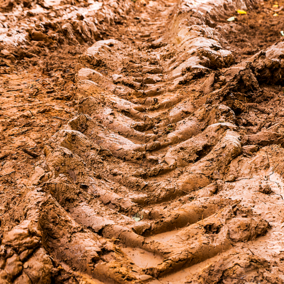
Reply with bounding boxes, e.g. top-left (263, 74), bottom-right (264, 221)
top-left (220, 0), bottom-right (284, 62)
top-left (1, 0), bottom-right (284, 283)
